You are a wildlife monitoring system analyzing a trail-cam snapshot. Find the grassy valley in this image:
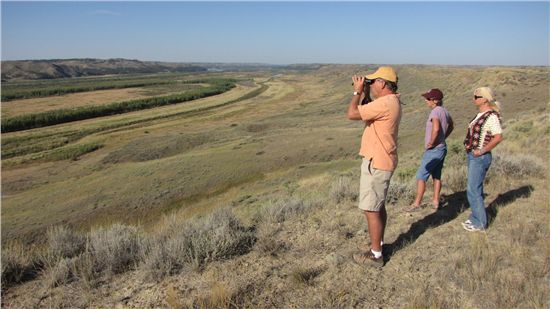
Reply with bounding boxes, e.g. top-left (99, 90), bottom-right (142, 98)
top-left (1, 64), bottom-right (548, 308)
